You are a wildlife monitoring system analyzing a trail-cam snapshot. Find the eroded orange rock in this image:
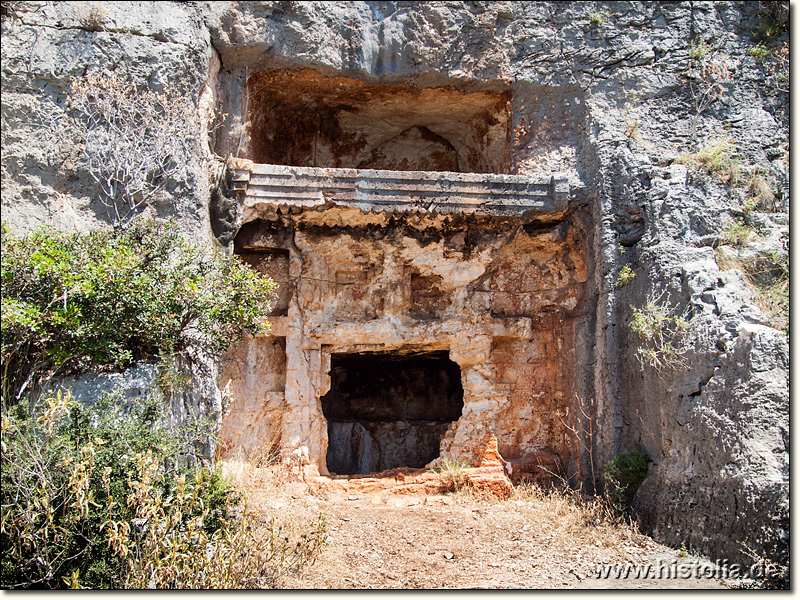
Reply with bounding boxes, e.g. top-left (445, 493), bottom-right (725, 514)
top-left (311, 463), bottom-right (513, 500)
top-left (475, 432), bottom-right (505, 467)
